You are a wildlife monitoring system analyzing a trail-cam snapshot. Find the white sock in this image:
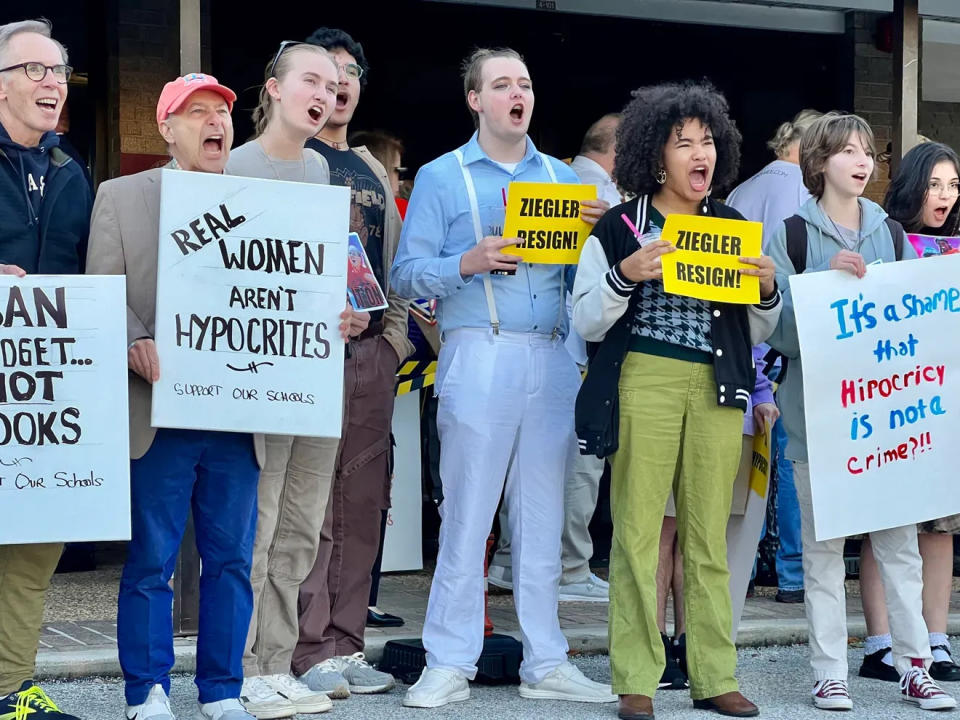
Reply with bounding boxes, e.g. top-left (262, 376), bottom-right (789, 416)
top-left (865, 633), bottom-right (892, 657)
top-left (881, 650), bottom-right (894, 667)
top-left (930, 633), bottom-right (953, 663)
